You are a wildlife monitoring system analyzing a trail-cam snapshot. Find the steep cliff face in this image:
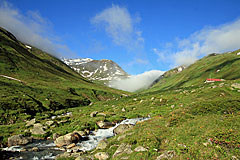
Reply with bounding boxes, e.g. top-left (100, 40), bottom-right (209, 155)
top-left (63, 58), bottom-right (129, 82)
